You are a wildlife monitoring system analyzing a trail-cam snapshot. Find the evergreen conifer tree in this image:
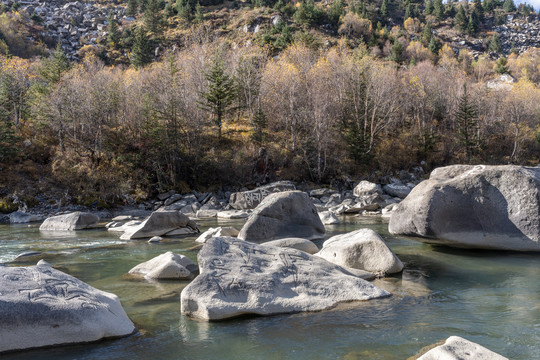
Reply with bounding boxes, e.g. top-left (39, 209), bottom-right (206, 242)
top-left (422, 22), bottom-right (432, 44)
top-left (144, 0), bottom-right (163, 35)
top-left (424, 0), bottom-right (433, 15)
top-left (251, 106), bottom-right (268, 145)
top-left (390, 39), bottom-right (404, 63)
top-left (495, 56), bottom-right (509, 73)
top-left (127, 0), bottom-right (138, 16)
top-left (502, 0), bottom-right (516, 12)
top-left (455, 84), bottom-right (479, 163)
top-left (40, 42), bottom-right (70, 84)
top-left (194, 2), bottom-right (203, 23)
top-left (198, 56), bottom-right (237, 138)
top-left (139, 0), bottom-right (148, 13)
top-left (176, 0), bottom-right (192, 21)
top-left (488, 32), bottom-right (502, 52)
top-left (454, 5), bottom-right (467, 31)
top-left (380, 0), bottom-right (389, 19)
top-left (466, 11), bottom-right (479, 34)
top-left (131, 27), bottom-right (153, 68)
top-left (432, 0), bottom-right (443, 19)
top-left (404, 3), bottom-right (412, 19)
top-left (107, 12), bottom-right (120, 47)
